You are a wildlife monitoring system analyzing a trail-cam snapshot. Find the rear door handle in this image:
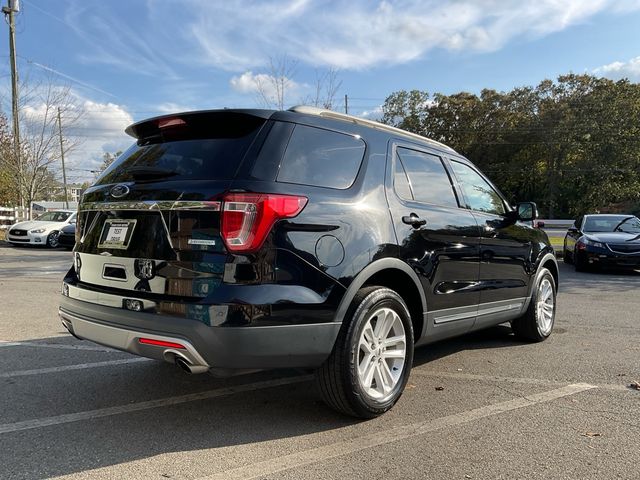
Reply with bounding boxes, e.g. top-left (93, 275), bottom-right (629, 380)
top-left (402, 213), bottom-right (427, 228)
